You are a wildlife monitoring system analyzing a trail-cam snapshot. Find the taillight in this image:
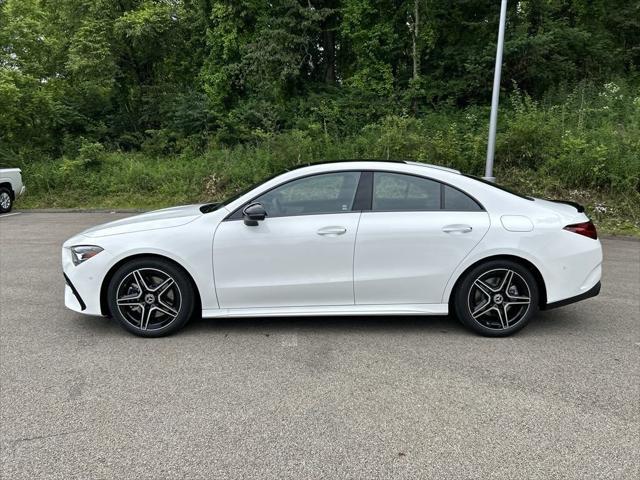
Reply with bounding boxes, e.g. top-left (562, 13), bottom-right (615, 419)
top-left (564, 221), bottom-right (598, 240)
